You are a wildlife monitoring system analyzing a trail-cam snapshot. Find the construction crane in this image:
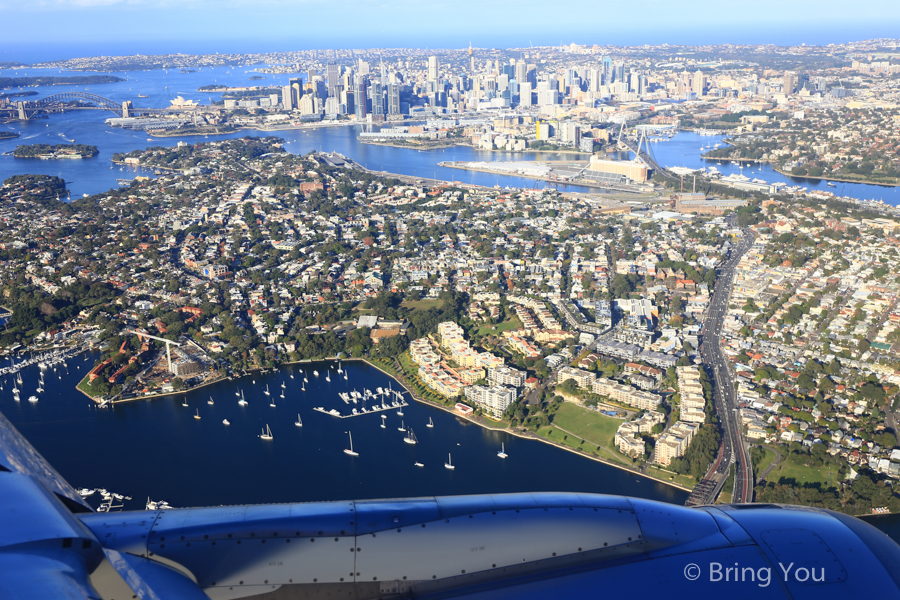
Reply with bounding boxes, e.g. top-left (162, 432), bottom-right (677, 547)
top-left (126, 330), bottom-right (182, 373)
